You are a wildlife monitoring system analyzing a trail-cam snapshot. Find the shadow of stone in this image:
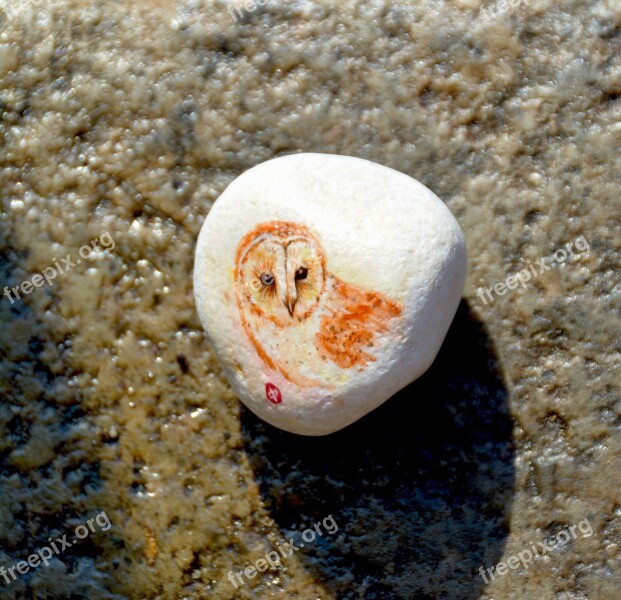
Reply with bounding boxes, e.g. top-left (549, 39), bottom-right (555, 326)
top-left (0, 225), bottom-right (115, 598)
top-left (242, 300), bottom-right (515, 599)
